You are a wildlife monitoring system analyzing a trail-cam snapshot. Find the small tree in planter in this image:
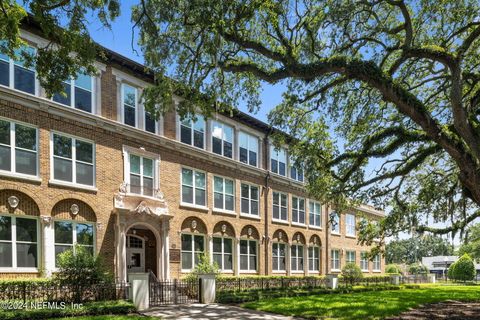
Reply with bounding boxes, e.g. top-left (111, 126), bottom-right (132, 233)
top-left (184, 253), bottom-right (220, 282)
top-left (54, 245), bottom-right (112, 302)
top-left (341, 263), bottom-right (363, 287)
top-left (451, 254), bottom-right (476, 282)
